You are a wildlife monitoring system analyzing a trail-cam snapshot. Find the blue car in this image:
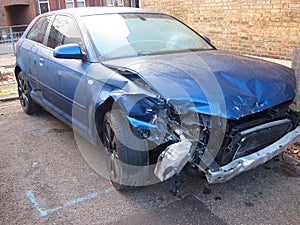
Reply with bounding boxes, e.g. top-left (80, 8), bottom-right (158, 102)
top-left (15, 7), bottom-right (300, 191)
